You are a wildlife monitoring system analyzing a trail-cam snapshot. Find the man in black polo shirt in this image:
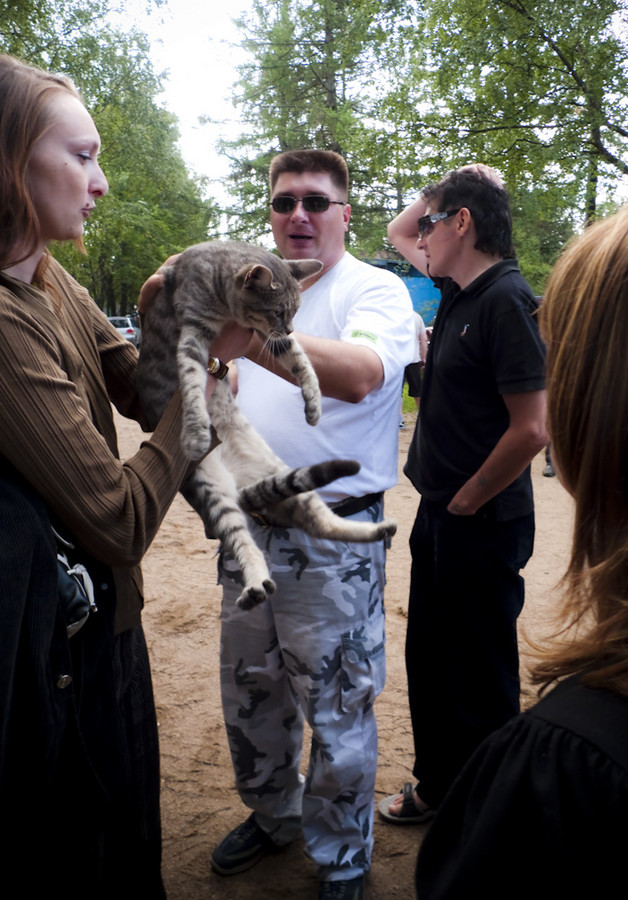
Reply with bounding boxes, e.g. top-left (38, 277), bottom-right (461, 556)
top-left (380, 165), bottom-right (547, 821)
